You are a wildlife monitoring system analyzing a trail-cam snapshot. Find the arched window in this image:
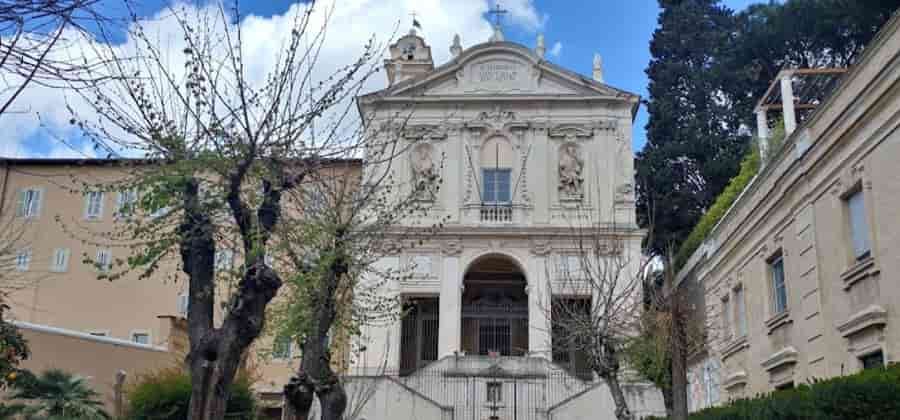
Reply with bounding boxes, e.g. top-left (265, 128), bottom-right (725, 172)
top-left (480, 136), bottom-right (514, 204)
